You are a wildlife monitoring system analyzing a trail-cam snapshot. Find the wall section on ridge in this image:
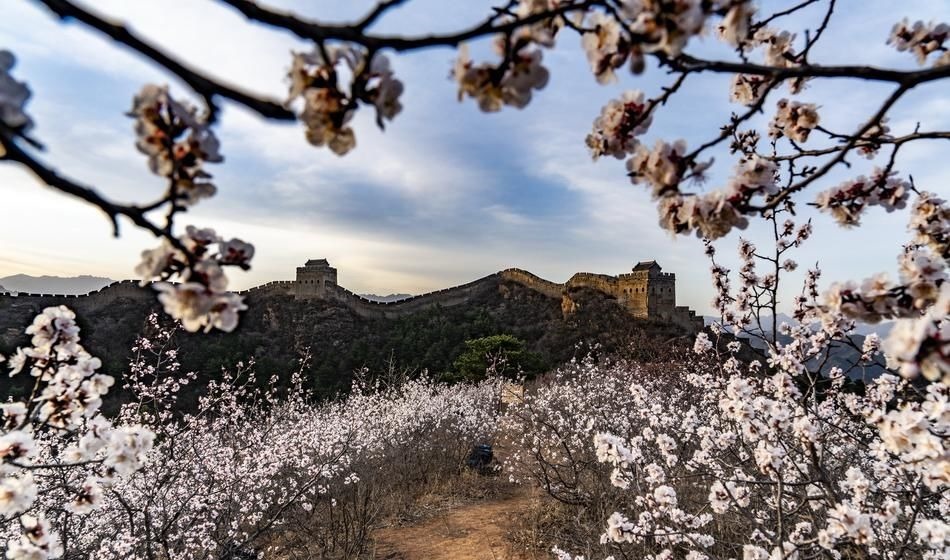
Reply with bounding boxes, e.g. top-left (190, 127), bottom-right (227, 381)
top-left (0, 265), bottom-right (705, 333)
